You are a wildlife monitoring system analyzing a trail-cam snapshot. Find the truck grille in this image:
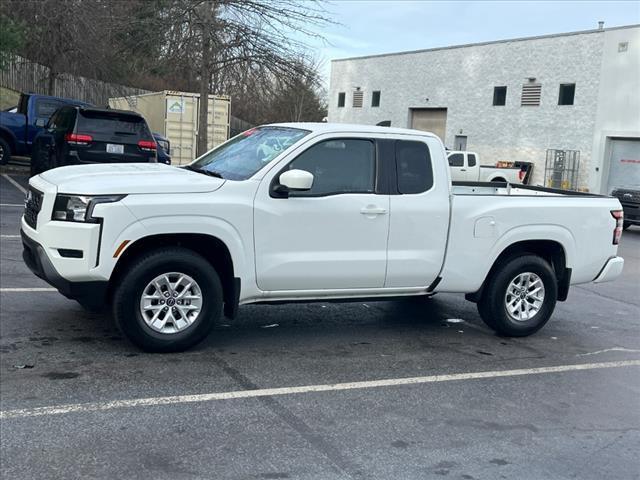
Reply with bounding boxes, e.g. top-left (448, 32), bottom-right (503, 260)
top-left (612, 188), bottom-right (640, 204)
top-left (24, 187), bottom-right (43, 230)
